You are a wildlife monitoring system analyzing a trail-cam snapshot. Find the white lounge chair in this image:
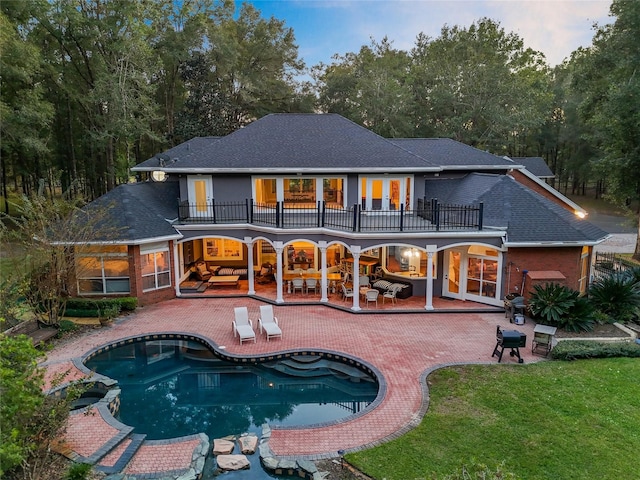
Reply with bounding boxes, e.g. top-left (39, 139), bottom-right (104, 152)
top-left (232, 306), bottom-right (256, 344)
top-left (258, 305), bottom-right (283, 342)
